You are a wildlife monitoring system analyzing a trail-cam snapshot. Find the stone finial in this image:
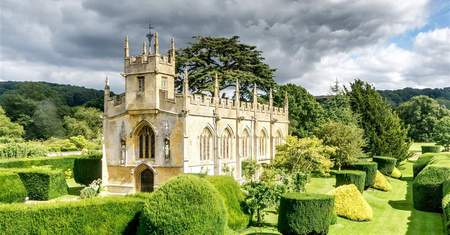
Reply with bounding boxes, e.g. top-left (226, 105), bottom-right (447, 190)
top-left (104, 76), bottom-right (110, 90)
top-left (269, 87), bottom-right (273, 107)
top-left (183, 68), bottom-right (189, 96)
top-left (235, 78), bottom-right (240, 101)
top-left (124, 35), bottom-right (129, 58)
top-left (142, 40), bottom-right (147, 55)
top-left (214, 72), bottom-right (219, 99)
top-left (284, 91), bottom-right (289, 109)
top-left (169, 37), bottom-right (176, 63)
top-left (252, 83), bottom-right (258, 104)
top-left (154, 31), bottom-right (160, 54)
